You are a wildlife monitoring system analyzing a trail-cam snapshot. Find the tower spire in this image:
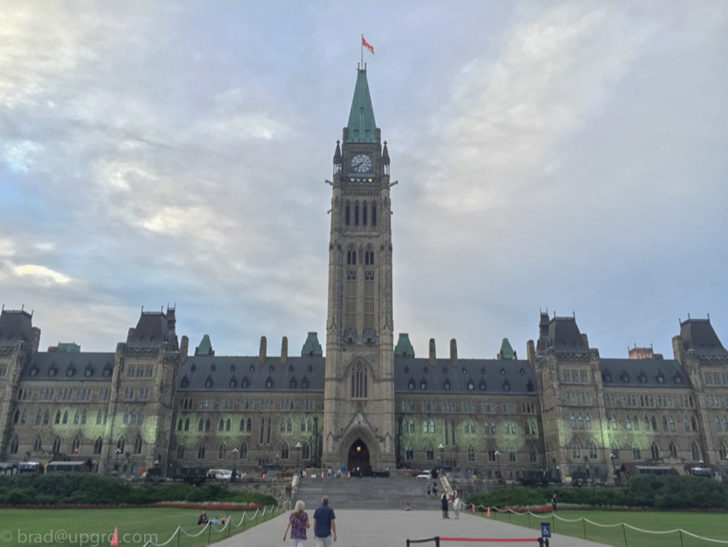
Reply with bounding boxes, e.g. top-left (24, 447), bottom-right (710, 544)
top-left (346, 67), bottom-right (377, 143)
